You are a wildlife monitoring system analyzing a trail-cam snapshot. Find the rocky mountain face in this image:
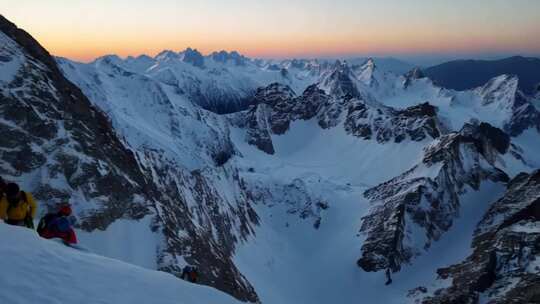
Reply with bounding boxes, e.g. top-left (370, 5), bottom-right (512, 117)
top-left (421, 170), bottom-right (540, 304)
top-left (233, 78), bottom-right (442, 155)
top-left (0, 15), bottom-right (151, 229)
top-left (0, 15), bottom-right (259, 302)
top-left (358, 123), bottom-right (512, 273)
